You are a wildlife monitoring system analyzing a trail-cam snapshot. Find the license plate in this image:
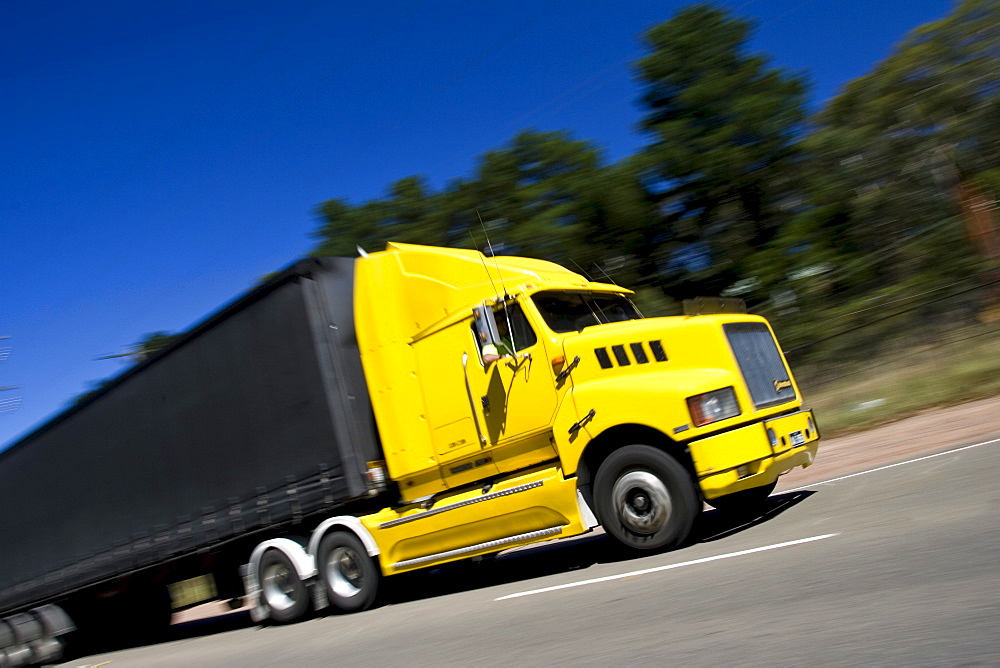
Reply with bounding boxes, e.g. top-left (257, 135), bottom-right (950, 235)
top-left (790, 430), bottom-right (805, 447)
